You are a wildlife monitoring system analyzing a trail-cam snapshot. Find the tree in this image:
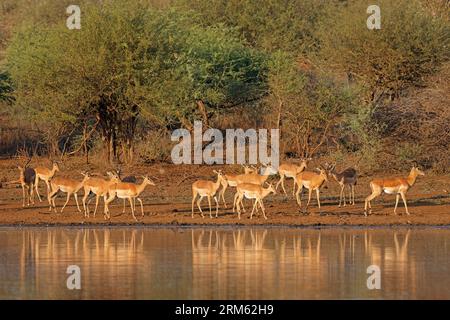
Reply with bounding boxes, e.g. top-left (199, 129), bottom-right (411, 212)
top-left (318, 0), bottom-right (450, 102)
top-left (7, 2), bottom-right (267, 162)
